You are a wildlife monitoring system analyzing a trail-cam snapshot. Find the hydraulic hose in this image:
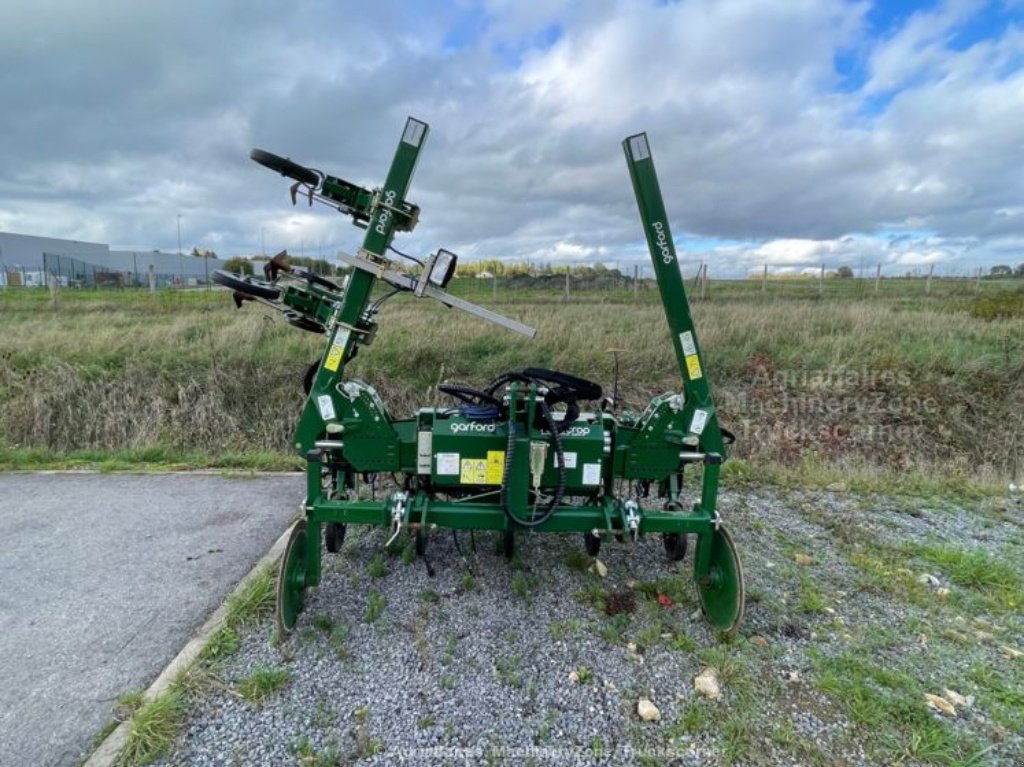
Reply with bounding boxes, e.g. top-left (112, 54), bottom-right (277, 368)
top-left (501, 396), bottom-right (567, 529)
